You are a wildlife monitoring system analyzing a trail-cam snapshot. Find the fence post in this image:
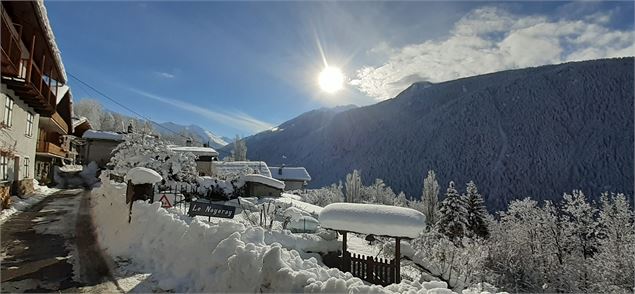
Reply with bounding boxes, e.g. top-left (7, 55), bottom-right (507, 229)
top-left (395, 237), bottom-right (401, 283)
top-left (367, 255), bottom-right (374, 283)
